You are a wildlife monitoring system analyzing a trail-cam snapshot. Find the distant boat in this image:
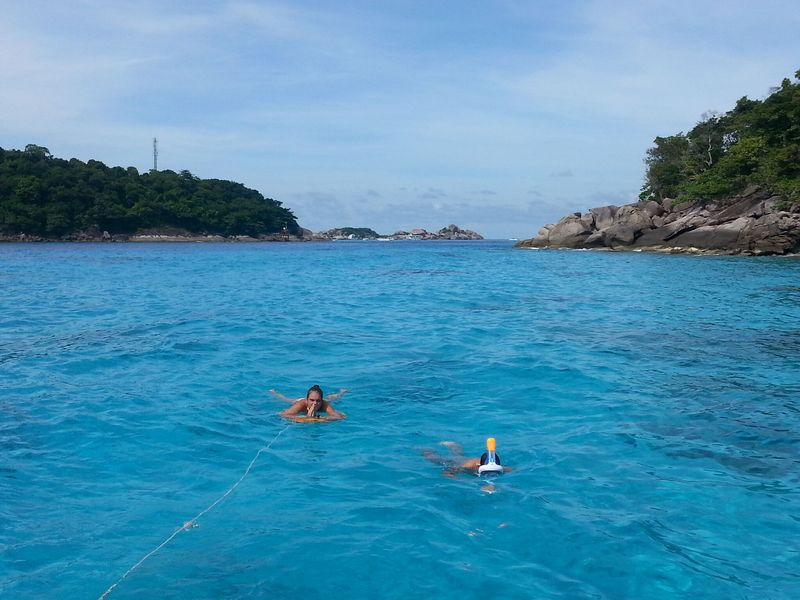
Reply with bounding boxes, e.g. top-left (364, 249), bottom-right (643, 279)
top-left (508, 238), bottom-right (518, 241)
